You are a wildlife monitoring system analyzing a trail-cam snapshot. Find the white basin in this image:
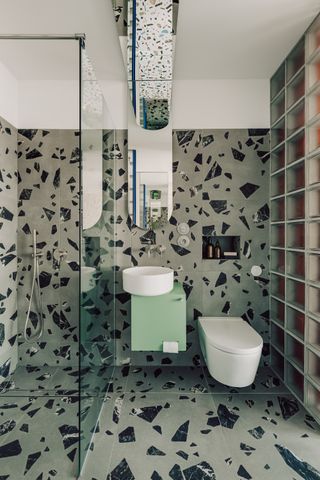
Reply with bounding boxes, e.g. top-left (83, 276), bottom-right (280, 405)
top-left (123, 266), bottom-right (173, 296)
top-left (81, 266), bottom-right (96, 293)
